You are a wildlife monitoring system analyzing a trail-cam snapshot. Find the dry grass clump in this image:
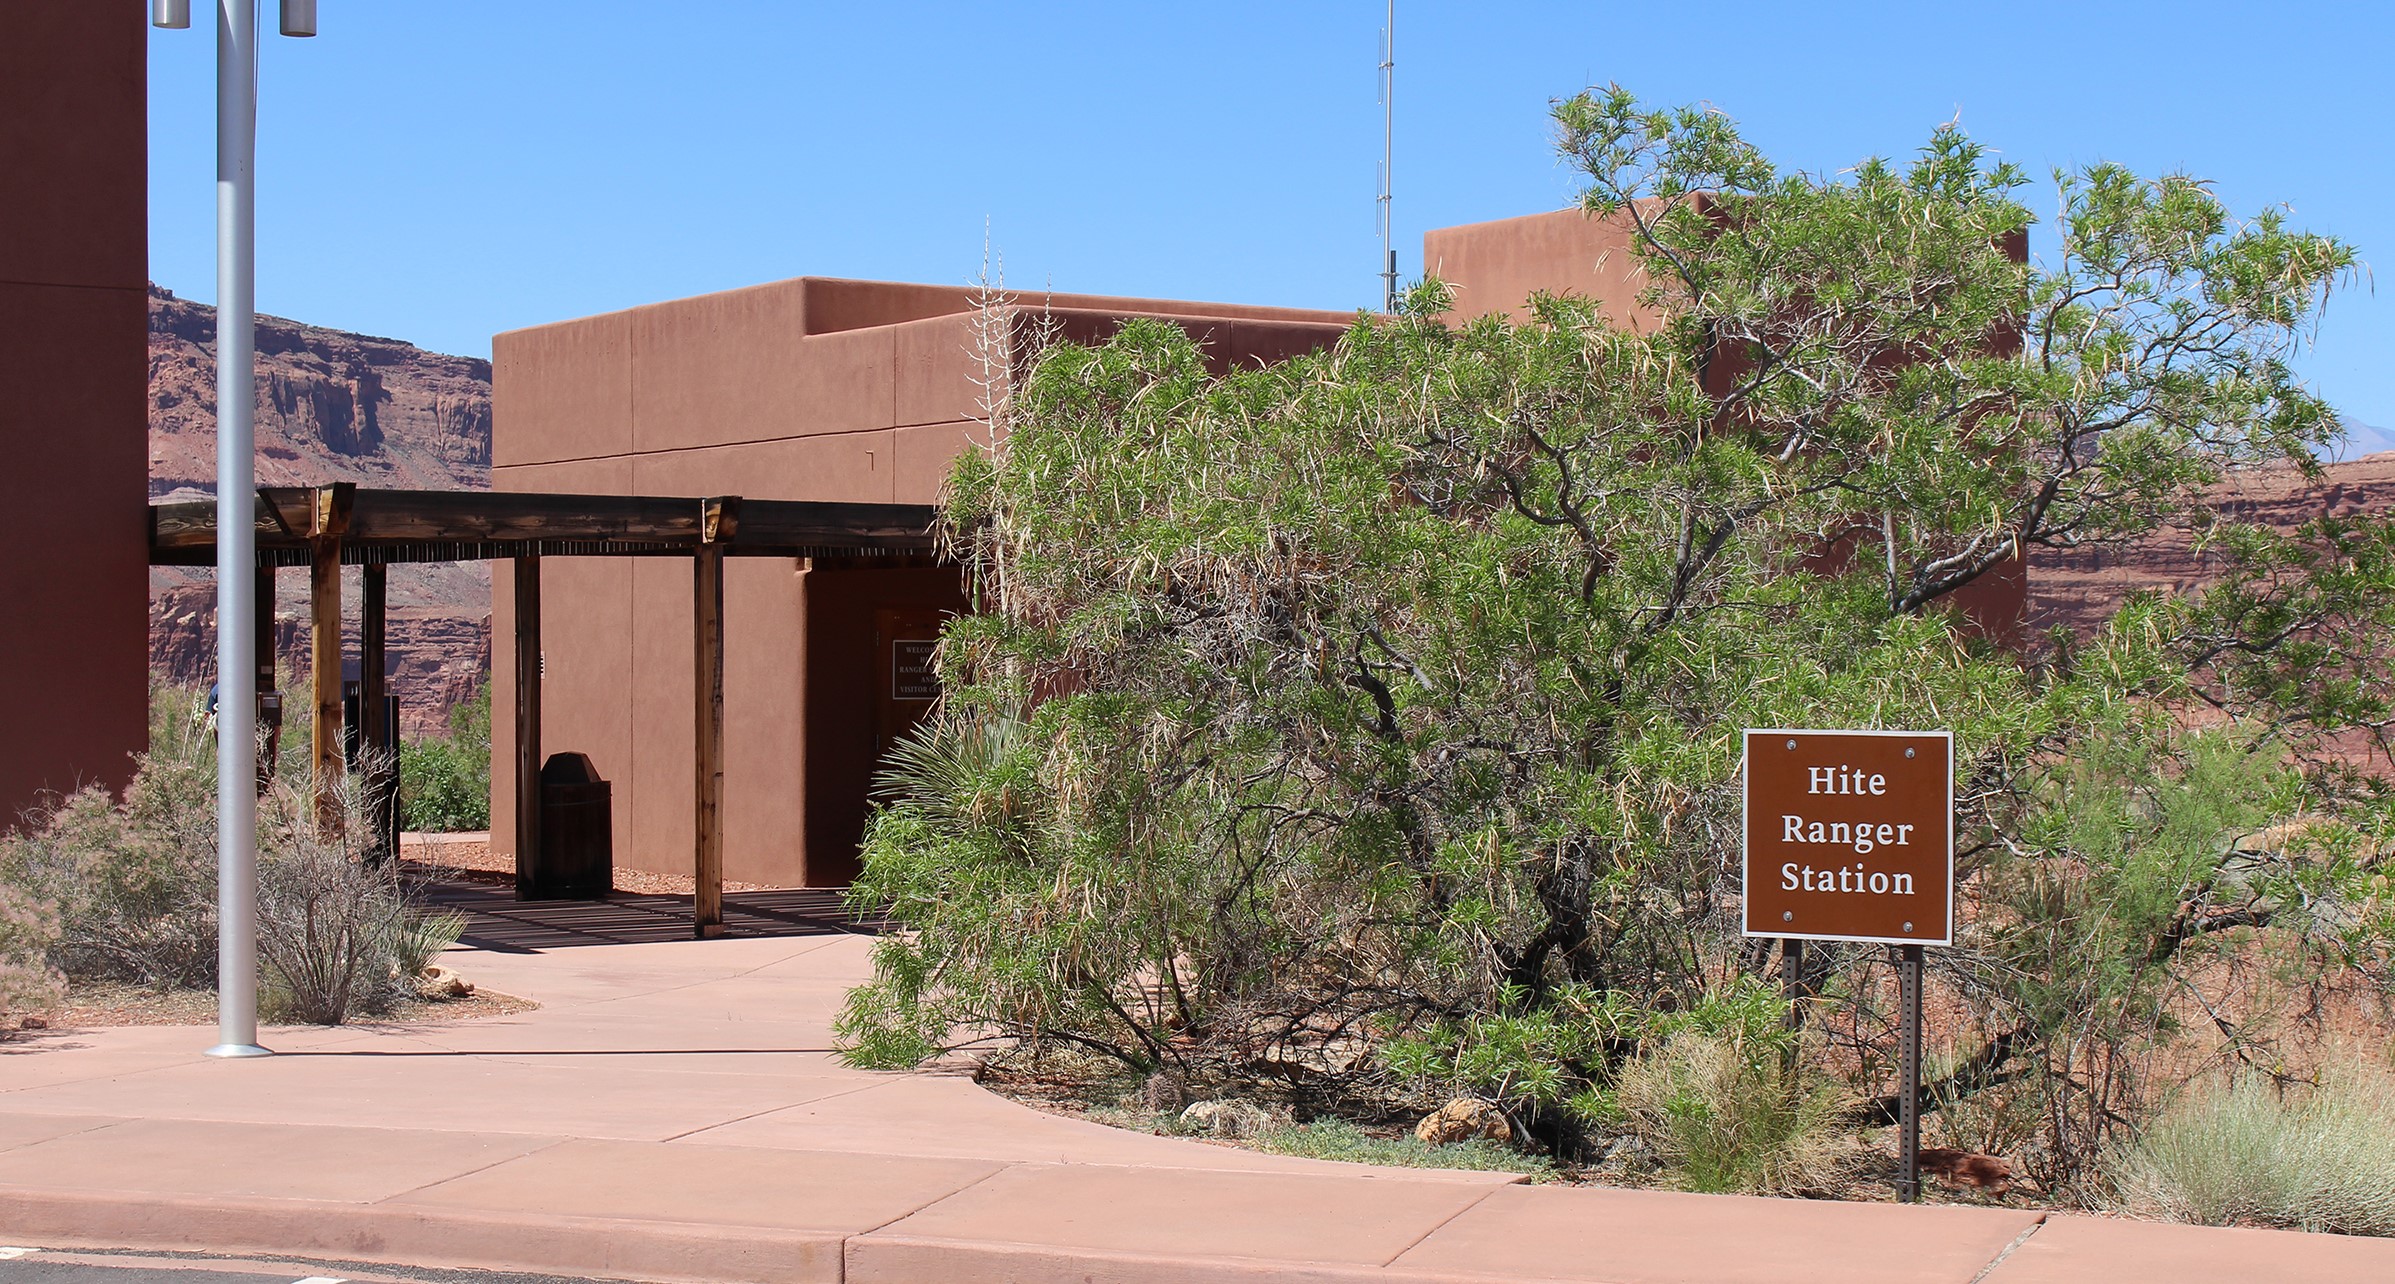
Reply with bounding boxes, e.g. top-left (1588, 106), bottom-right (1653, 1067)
top-left (255, 774), bottom-right (466, 1024)
top-left (2107, 1063), bottom-right (2395, 1236)
top-left (1609, 1027), bottom-right (1858, 1196)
